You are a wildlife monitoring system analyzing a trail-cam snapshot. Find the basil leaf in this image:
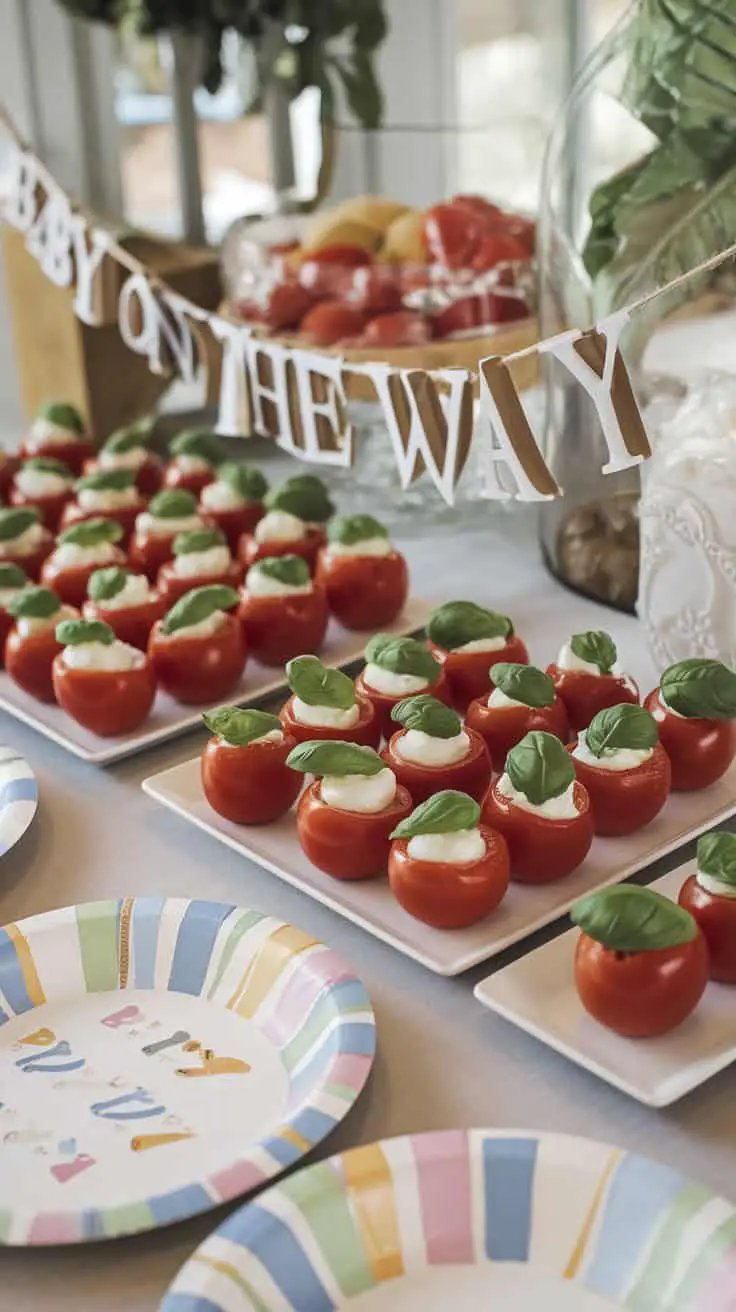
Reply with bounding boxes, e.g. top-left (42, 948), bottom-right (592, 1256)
top-left (585, 704), bottom-right (658, 757)
top-left (87, 567), bottom-right (127, 603)
top-left (173, 528), bottom-right (226, 556)
top-left (426, 601), bottom-right (513, 651)
top-left (58, 518), bottom-right (123, 548)
top-left (0, 564), bottom-right (28, 589)
top-left (169, 428), bottom-right (224, 464)
top-left (506, 730), bottom-right (575, 805)
top-left (217, 461), bottom-right (268, 502)
top-left (660, 659), bottom-right (736, 720)
top-left (286, 740), bottom-right (384, 777)
top-left (391, 790), bottom-right (480, 839)
top-left (569, 630), bottom-right (618, 675)
top-left (161, 584), bottom-right (240, 635)
top-left (148, 489), bottom-right (198, 520)
top-left (286, 655), bottom-right (356, 710)
top-left (23, 457), bottom-right (73, 478)
top-left (391, 694), bottom-right (461, 738)
top-left (570, 885), bottom-right (697, 952)
top-left (104, 417), bottom-right (153, 453)
top-left (0, 508), bottom-right (40, 541)
top-left (327, 514), bottom-right (388, 546)
top-left (75, 469), bottom-right (135, 492)
top-left (203, 706), bottom-right (282, 746)
top-left (7, 586), bottom-right (60, 620)
top-left (364, 634), bottom-right (440, 684)
top-left (56, 618), bottom-right (114, 647)
top-left (697, 831), bottom-right (736, 888)
top-left (491, 663), bottom-right (554, 708)
top-left (264, 474), bottom-right (335, 524)
top-left (253, 555), bottom-right (310, 587)
top-left (40, 402), bottom-right (84, 434)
